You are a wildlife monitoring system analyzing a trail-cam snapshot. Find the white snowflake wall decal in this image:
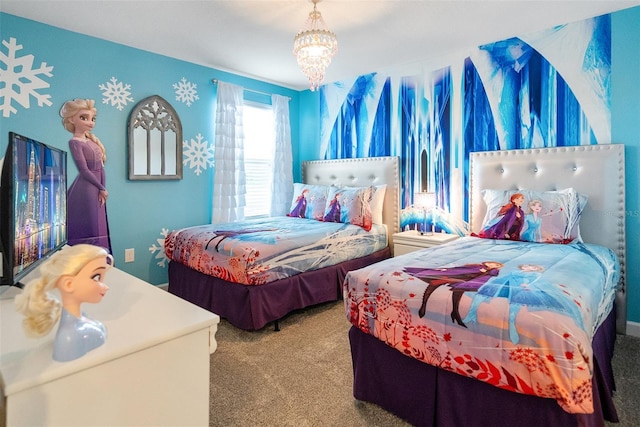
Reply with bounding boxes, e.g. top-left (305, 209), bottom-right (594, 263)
top-left (98, 76), bottom-right (134, 111)
top-left (183, 133), bottom-right (214, 176)
top-left (173, 77), bottom-right (199, 106)
top-left (0, 37), bottom-right (54, 117)
top-left (149, 228), bottom-right (170, 268)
